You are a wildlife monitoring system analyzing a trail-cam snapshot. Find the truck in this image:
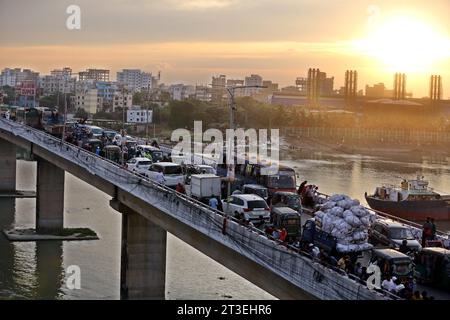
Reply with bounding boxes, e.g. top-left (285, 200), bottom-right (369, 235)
top-left (187, 174), bottom-right (222, 201)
